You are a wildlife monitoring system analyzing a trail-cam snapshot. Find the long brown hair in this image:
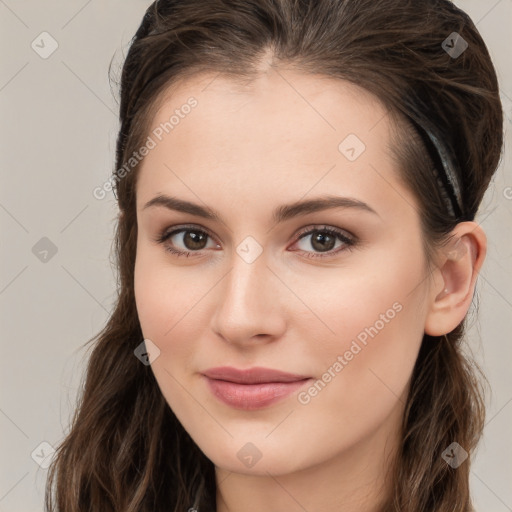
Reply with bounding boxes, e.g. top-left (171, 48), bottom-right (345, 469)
top-left (45, 1), bottom-right (504, 511)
